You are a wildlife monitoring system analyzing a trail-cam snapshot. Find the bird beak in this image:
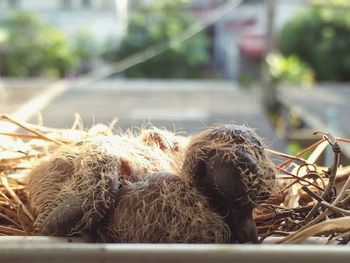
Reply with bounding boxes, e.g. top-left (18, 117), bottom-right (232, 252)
top-left (230, 212), bottom-right (258, 244)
